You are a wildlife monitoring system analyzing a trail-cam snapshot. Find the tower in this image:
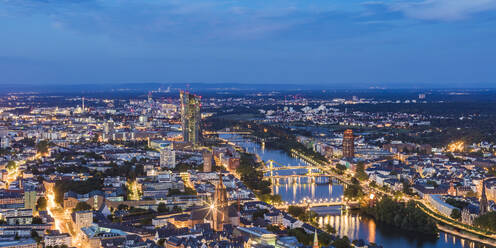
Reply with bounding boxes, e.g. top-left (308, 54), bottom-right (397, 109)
top-left (203, 150), bottom-right (213, 173)
top-left (343, 129), bottom-right (355, 159)
top-left (180, 91), bottom-right (201, 145)
top-left (448, 181), bottom-right (456, 196)
top-left (313, 230), bottom-right (319, 248)
top-left (480, 179), bottom-right (488, 215)
top-left (213, 174), bottom-right (228, 231)
top-left (82, 97), bottom-right (85, 112)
